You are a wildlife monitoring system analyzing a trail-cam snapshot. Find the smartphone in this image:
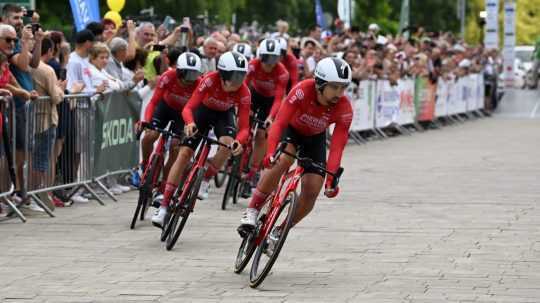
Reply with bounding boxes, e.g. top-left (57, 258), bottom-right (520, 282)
top-left (58, 69), bottom-right (67, 81)
top-left (25, 9), bottom-right (34, 18)
top-left (152, 44), bottom-right (166, 52)
top-left (31, 23), bottom-right (41, 35)
top-left (163, 16), bottom-right (176, 33)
